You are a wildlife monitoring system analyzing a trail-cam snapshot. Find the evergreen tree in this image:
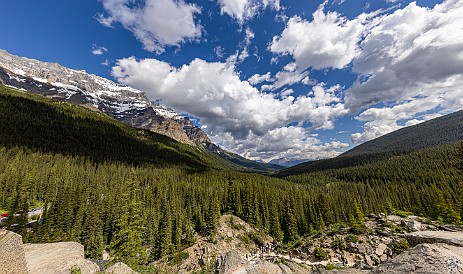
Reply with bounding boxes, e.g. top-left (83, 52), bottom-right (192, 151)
top-left (283, 200), bottom-right (298, 243)
top-left (109, 175), bottom-right (146, 269)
